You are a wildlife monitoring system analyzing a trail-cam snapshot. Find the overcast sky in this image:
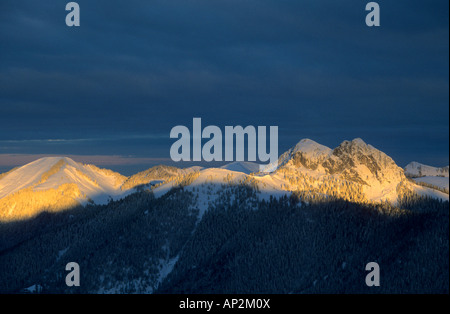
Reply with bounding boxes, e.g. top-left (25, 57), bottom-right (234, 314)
top-left (0, 0), bottom-right (448, 174)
